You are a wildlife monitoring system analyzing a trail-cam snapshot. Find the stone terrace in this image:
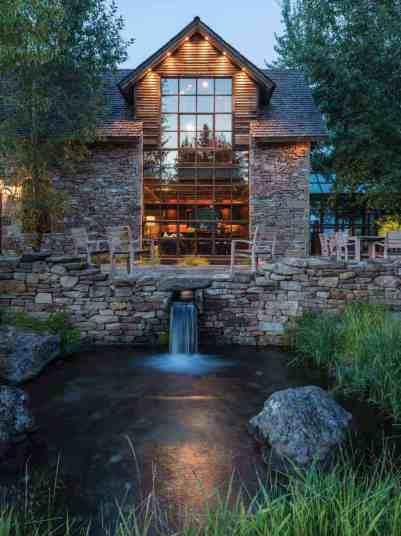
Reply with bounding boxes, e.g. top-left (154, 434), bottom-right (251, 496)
top-left (1, 254), bottom-right (401, 346)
